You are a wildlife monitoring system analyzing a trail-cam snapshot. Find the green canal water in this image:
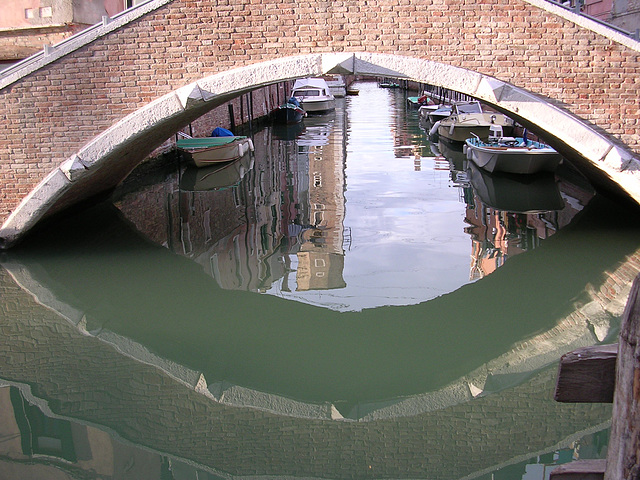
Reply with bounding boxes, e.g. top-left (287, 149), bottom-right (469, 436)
top-left (1, 81), bottom-right (639, 479)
